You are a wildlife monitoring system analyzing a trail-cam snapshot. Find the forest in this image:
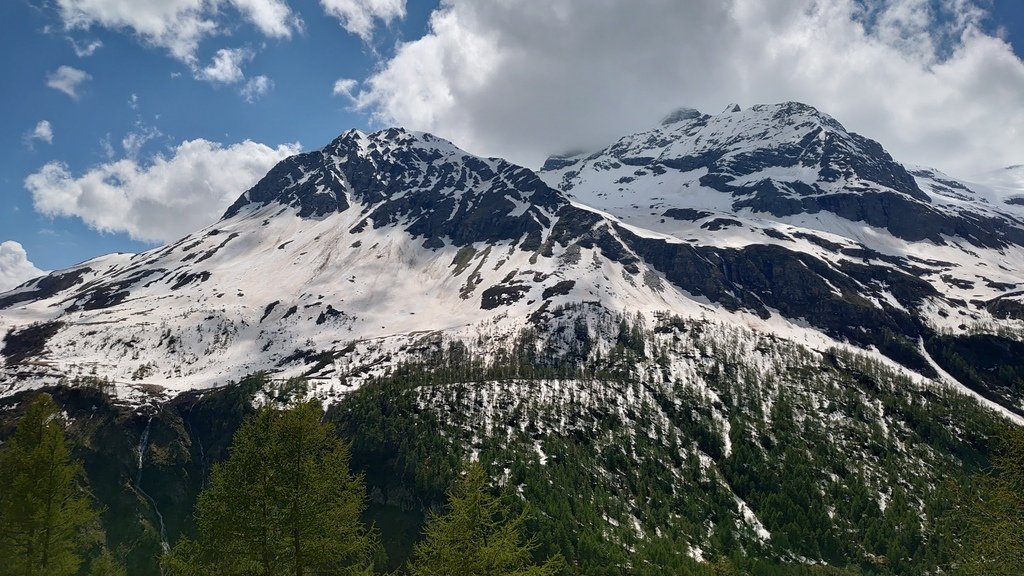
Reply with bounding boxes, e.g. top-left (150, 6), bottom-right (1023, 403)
top-left (0, 314), bottom-right (1020, 575)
